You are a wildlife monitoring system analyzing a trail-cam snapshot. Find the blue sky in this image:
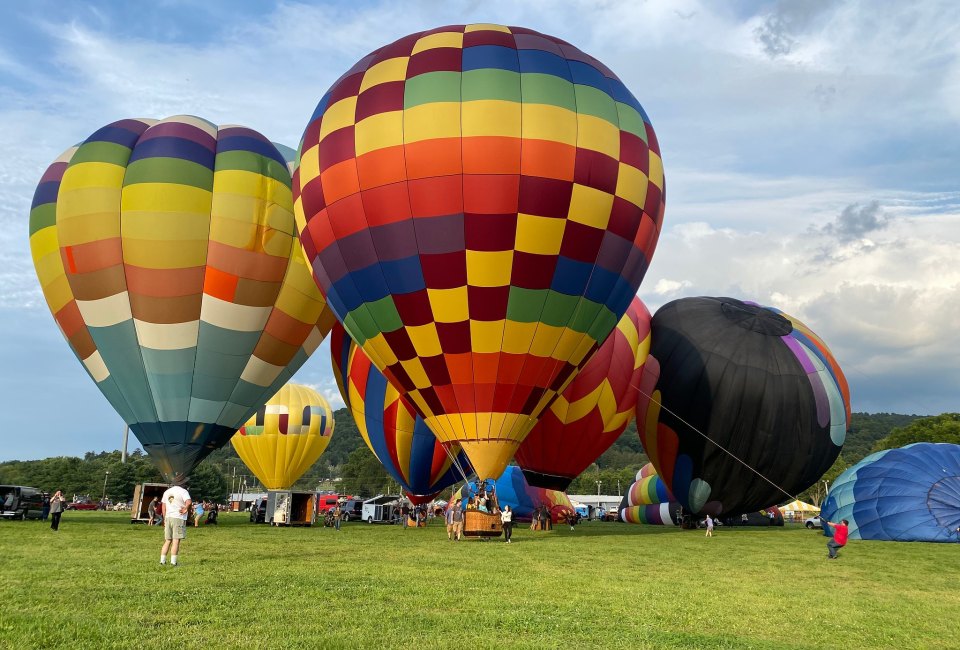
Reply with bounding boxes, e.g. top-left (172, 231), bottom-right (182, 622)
top-left (1, 1), bottom-right (958, 461)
